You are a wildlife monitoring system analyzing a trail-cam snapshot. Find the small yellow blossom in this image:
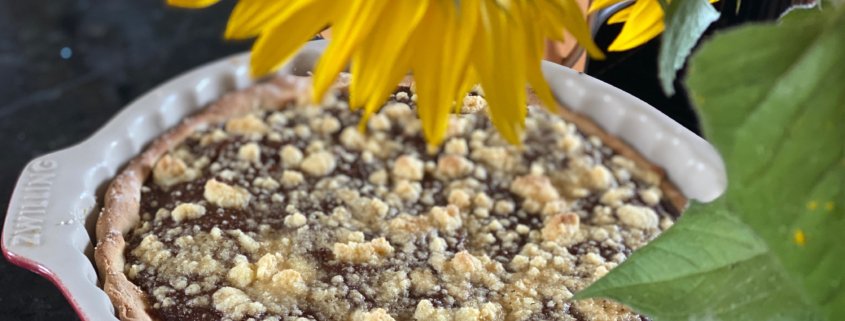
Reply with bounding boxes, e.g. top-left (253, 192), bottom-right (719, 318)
top-left (590, 0), bottom-right (718, 52)
top-left (168, 0), bottom-right (603, 146)
top-left (824, 202), bottom-right (835, 211)
top-left (793, 229), bottom-right (806, 246)
top-left (807, 200), bottom-right (818, 210)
